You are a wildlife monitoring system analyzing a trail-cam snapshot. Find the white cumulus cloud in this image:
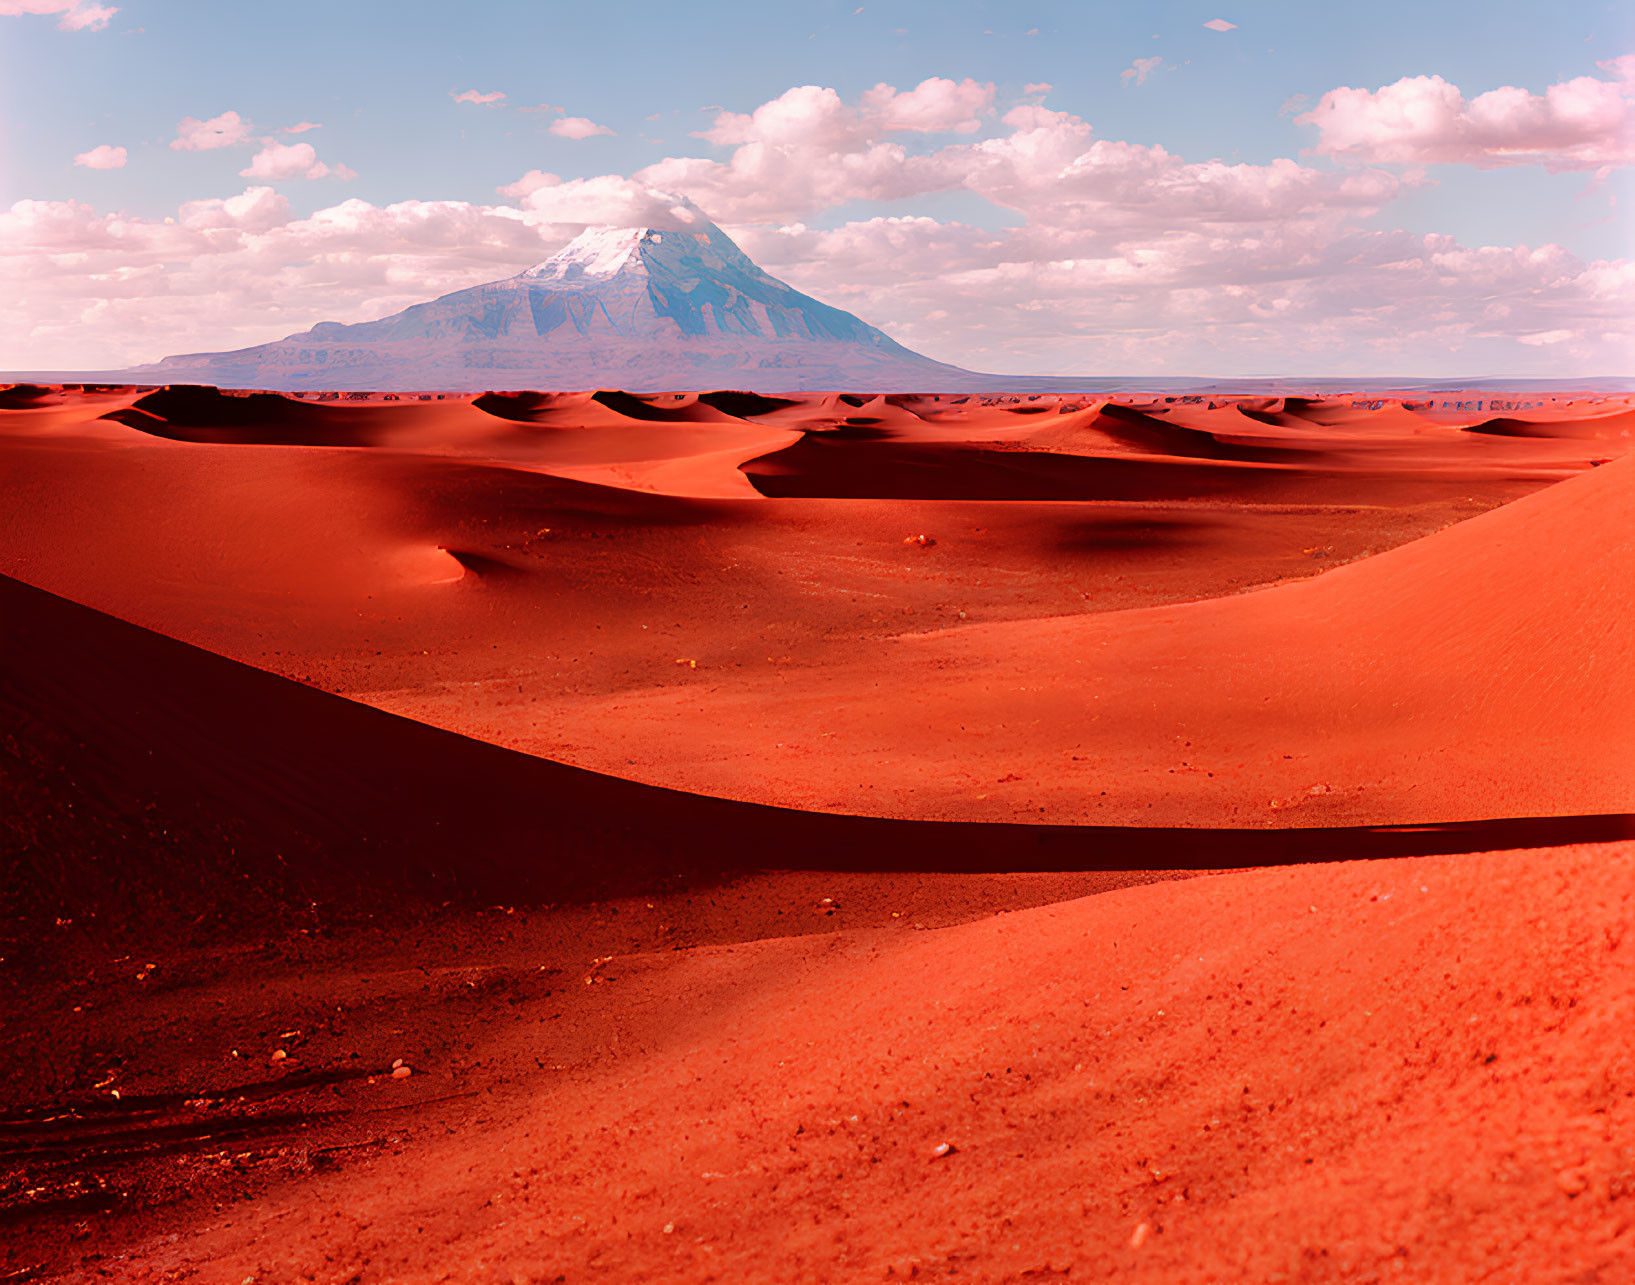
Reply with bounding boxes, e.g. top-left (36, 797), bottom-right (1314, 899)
top-left (550, 116), bottom-right (615, 140)
top-left (178, 186), bottom-right (291, 232)
top-left (0, 1), bottom-right (118, 30)
top-left (495, 169), bottom-right (559, 199)
top-left (860, 77), bottom-right (994, 134)
top-left (73, 144), bottom-right (126, 169)
top-left (1298, 60), bottom-right (1635, 171)
top-left (238, 141), bottom-right (353, 182)
top-left (171, 111), bottom-right (254, 152)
